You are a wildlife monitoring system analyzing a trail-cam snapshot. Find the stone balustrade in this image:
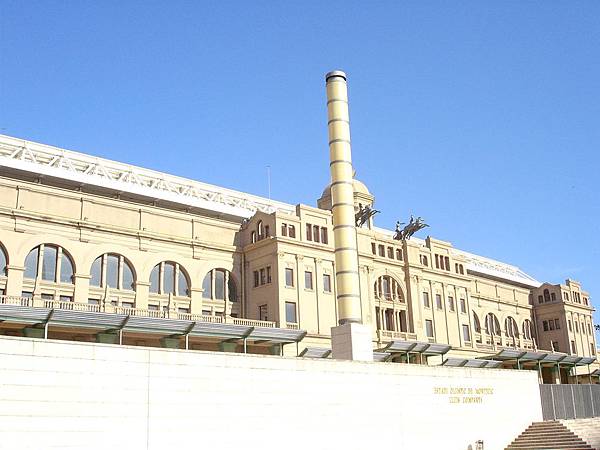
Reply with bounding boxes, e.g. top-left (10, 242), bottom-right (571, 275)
top-left (0, 295), bottom-right (276, 328)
